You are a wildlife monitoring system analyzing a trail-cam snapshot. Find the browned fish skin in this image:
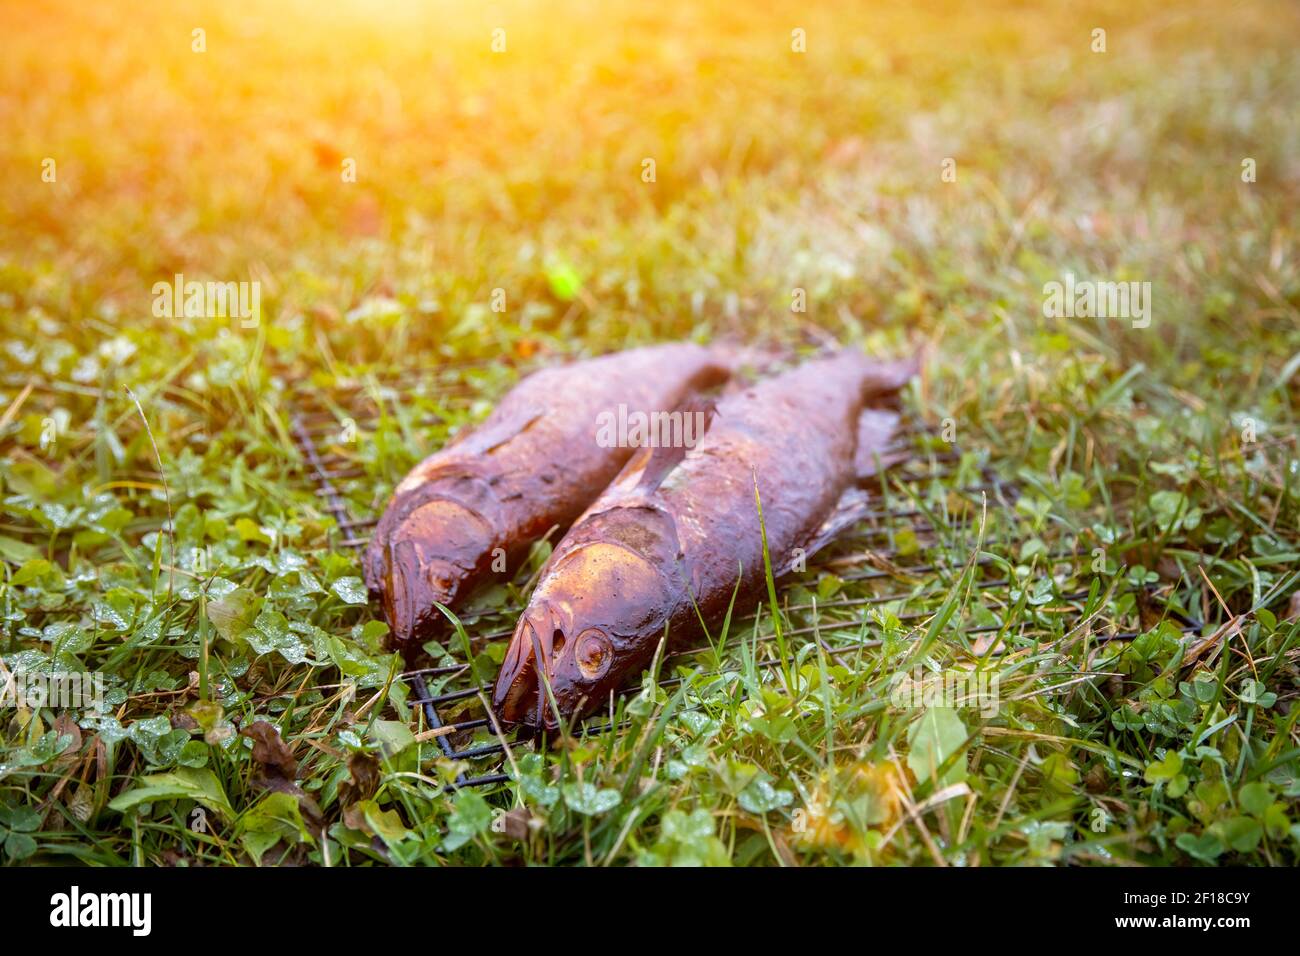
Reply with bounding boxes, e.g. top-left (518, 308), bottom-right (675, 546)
top-left (492, 351), bottom-right (916, 729)
top-left (365, 344), bottom-right (737, 658)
